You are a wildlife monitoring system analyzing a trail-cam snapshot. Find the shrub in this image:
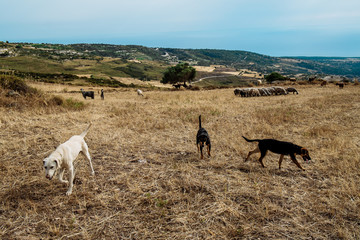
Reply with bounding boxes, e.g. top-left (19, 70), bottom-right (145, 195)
top-left (265, 72), bottom-right (287, 83)
top-left (0, 75), bottom-right (36, 94)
